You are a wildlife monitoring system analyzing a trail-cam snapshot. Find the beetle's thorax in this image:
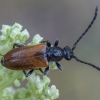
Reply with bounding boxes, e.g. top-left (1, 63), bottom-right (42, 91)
top-left (46, 46), bottom-right (64, 62)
